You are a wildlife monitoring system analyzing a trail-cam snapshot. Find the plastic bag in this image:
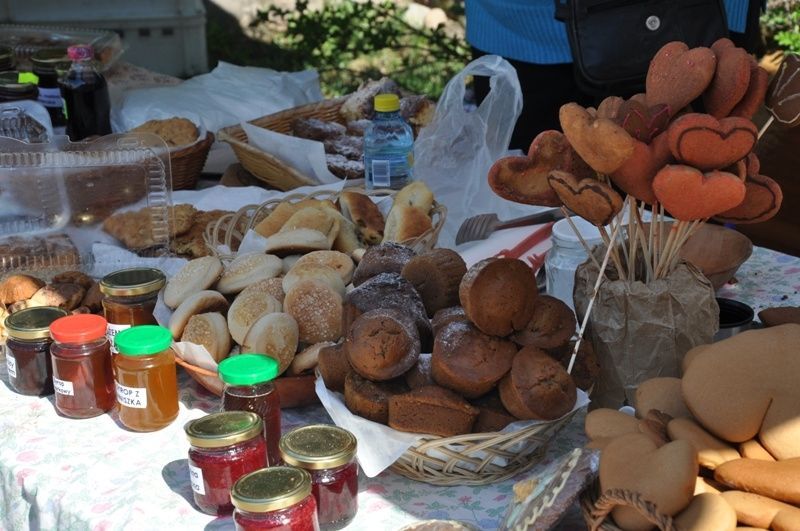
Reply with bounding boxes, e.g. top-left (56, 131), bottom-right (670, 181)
top-left (415, 55), bottom-right (536, 247)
